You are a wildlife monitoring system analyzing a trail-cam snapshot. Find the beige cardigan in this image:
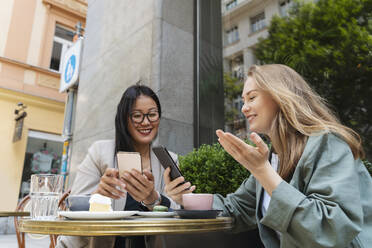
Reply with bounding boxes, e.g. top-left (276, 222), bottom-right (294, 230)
top-left (56, 140), bottom-right (179, 248)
